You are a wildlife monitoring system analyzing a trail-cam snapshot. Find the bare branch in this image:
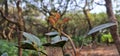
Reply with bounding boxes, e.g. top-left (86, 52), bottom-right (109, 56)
top-left (83, 0), bottom-right (88, 9)
top-left (95, 2), bottom-right (105, 6)
top-left (4, 0), bottom-right (8, 16)
top-left (74, 0), bottom-right (83, 8)
top-left (61, 0), bottom-right (70, 17)
top-left (0, 10), bottom-right (18, 24)
top-left (16, 0), bottom-right (24, 56)
top-left (0, 19), bottom-right (6, 25)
